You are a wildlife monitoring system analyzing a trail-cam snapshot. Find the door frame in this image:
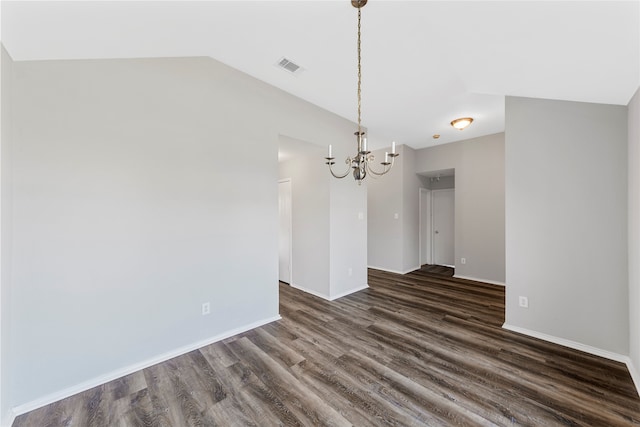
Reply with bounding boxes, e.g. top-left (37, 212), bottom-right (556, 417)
top-left (431, 188), bottom-right (455, 268)
top-left (419, 187), bottom-right (432, 266)
top-left (278, 179), bottom-right (292, 284)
